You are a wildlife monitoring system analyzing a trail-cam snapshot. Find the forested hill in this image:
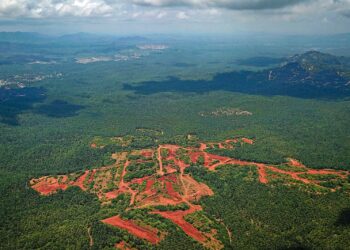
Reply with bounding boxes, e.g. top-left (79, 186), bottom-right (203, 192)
top-left (125, 51), bottom-right (350, 99)
top-left (267, 51), bottom-right (350, 88)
